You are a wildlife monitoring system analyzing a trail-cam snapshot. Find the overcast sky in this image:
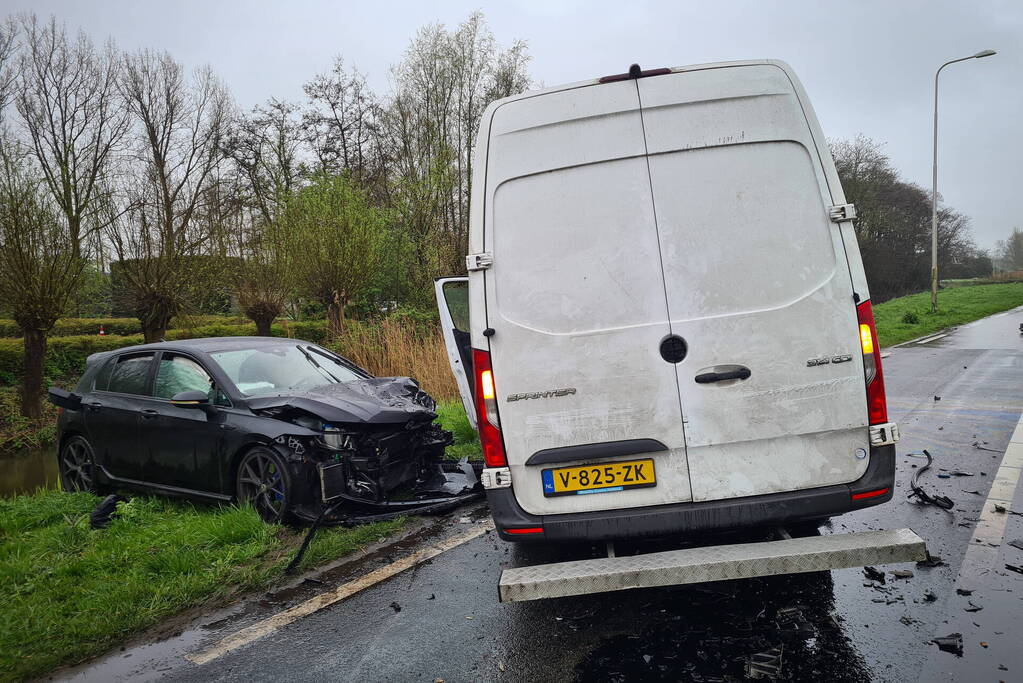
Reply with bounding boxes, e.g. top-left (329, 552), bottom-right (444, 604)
top-left (4, 0), bottom-right (1018, 250)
